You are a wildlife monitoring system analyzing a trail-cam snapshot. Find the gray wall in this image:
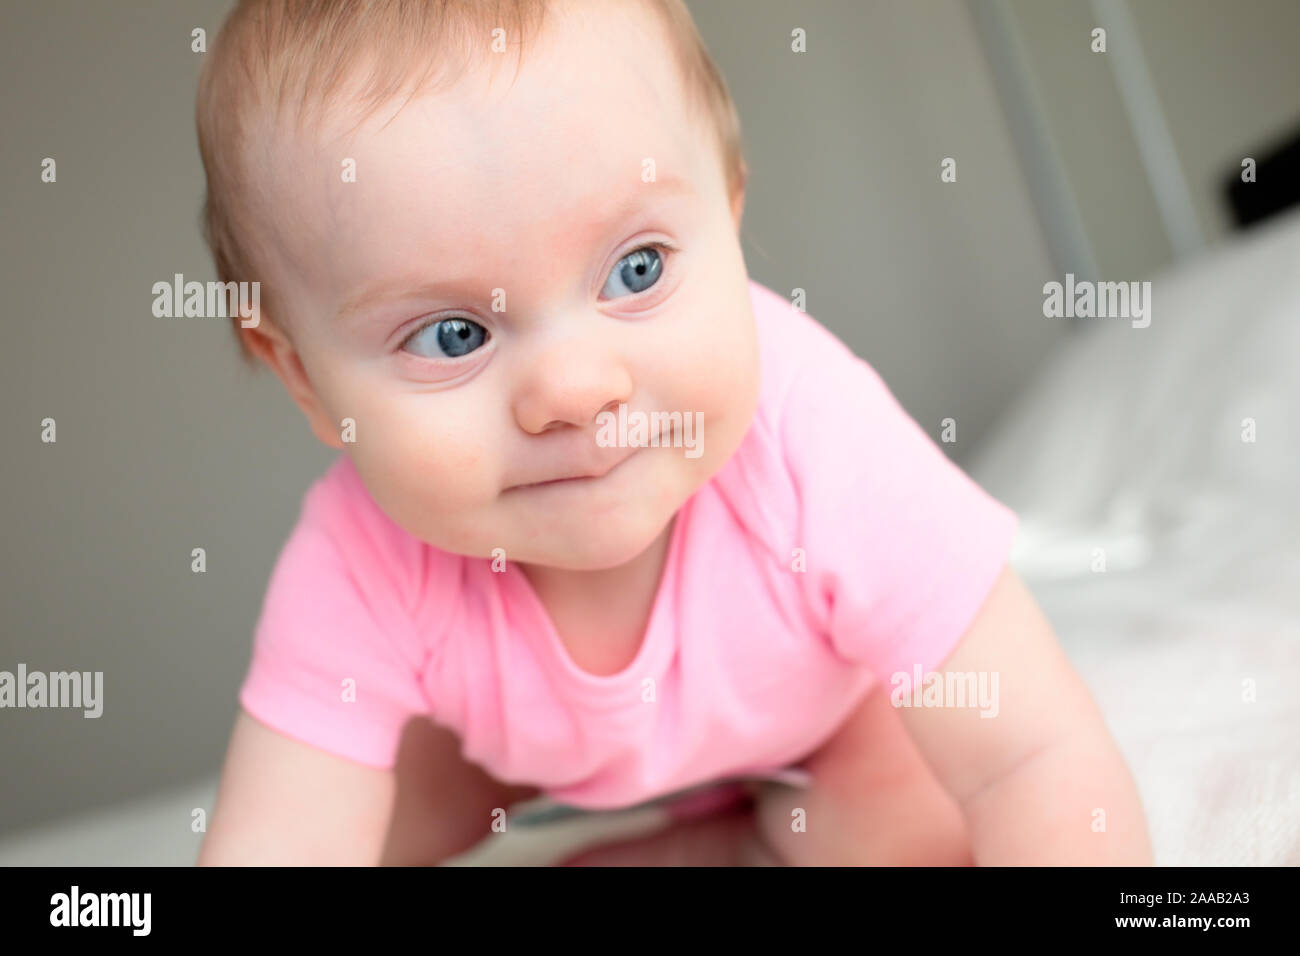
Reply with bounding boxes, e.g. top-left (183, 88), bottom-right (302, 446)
top-left (3, 0), bottom-right (1292, 837)
top-left (1006, 0), bottom-right (1300, 275)
top-left (1, 0), bottom-right (337, 835)
top-left (1127, 0), bottom-right (1300, 246)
